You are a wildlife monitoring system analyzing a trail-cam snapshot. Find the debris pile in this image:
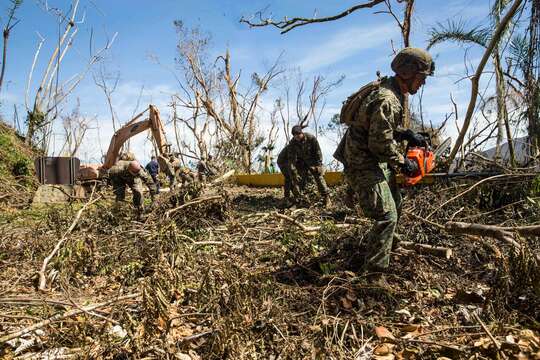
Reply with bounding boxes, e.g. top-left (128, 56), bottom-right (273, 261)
top-left (0, 175), bottom-right (538, 359)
